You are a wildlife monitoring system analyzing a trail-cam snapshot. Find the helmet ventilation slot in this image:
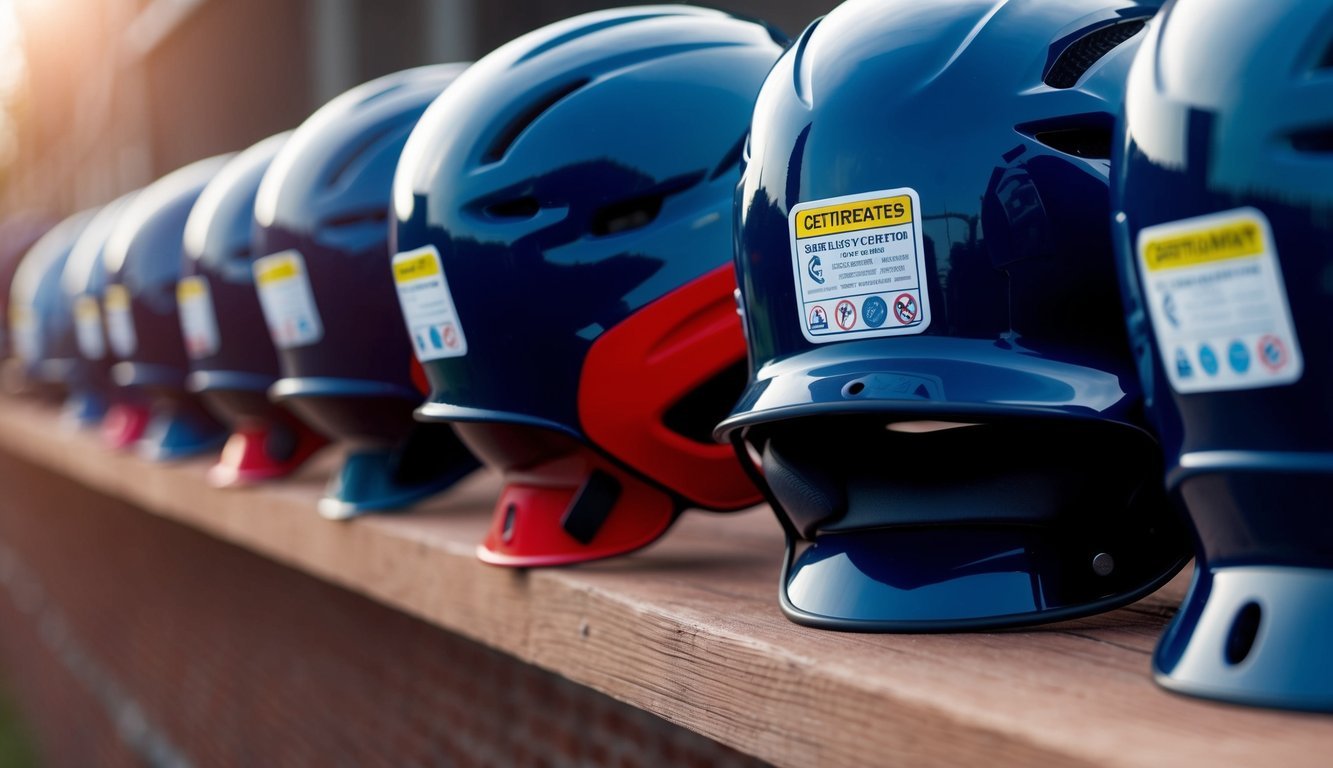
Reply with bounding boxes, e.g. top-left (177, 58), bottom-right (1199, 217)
top-left (1224, 601), bottom-right (1262, 666)
top-left (484, 196), bottom-right (541, 220)
top-left (1289, 126), bottom-right (1333, 154)
top-left (483, 78), bottom-right (591, 164)
top-left (322, 208), bottom-right (388, 229)
top-left (662, 361), bottom-right (748, 444)
top-left (1033, 125), bottom-right (1113, 159)
top-left (1044, 19), bottom-right (1146, 89)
